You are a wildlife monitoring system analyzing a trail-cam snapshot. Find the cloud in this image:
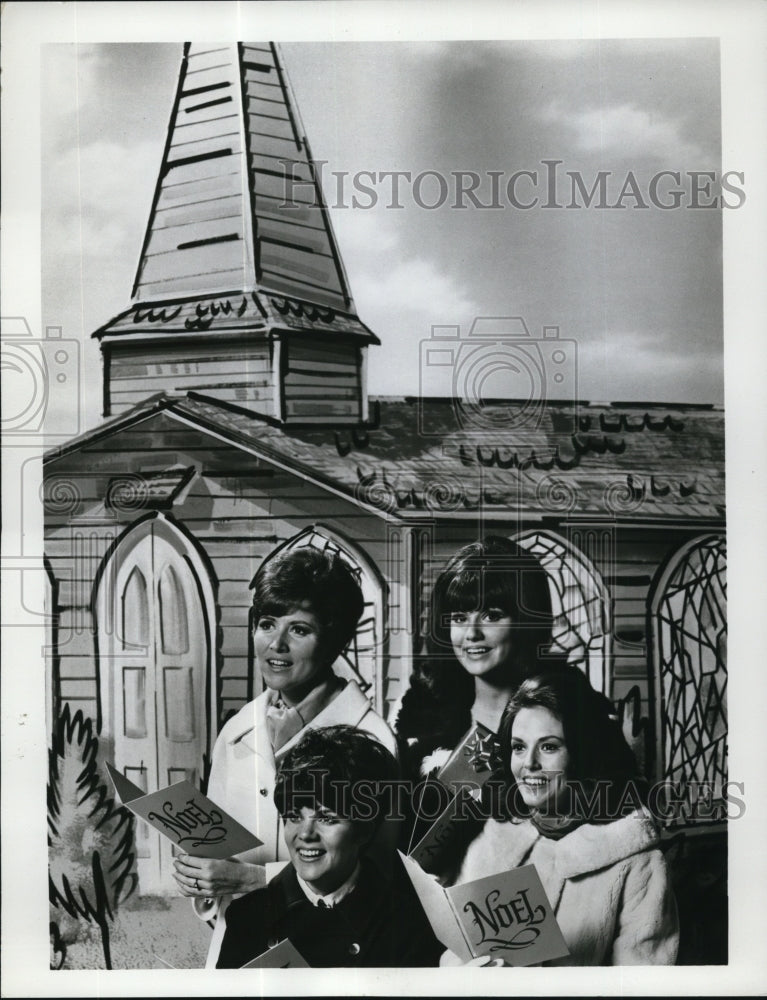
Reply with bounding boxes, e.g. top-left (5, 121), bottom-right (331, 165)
top-left (330, 209), bottom-right (399, 255)
top-left (44, 138), bottom-right (158, 270)
top-left (355, 254), bottom-right (477, 320)
top-left (541, 100), bottom-right (712, 167)
top-left (331, 210), bottom-right (478, 320)
top-left (329, 208), bottom-right (481, 396)
top-left (400, 41), bottom-right (487, 65)
top-left (575, 328), bottom-right (722, 402)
